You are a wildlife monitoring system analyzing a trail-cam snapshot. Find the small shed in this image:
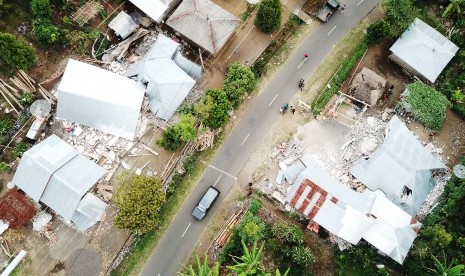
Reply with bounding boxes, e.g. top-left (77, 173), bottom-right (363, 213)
top-left (389, 18), bottom-right (459, 83)
top-left (57, 59), bottom-right (145, 140)
top-left (12, 135), bottom-right (107, 231)
top-left (166, 0), bottom-right (240, 56)
top-left (108, 11), bottom-right (138, 39)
